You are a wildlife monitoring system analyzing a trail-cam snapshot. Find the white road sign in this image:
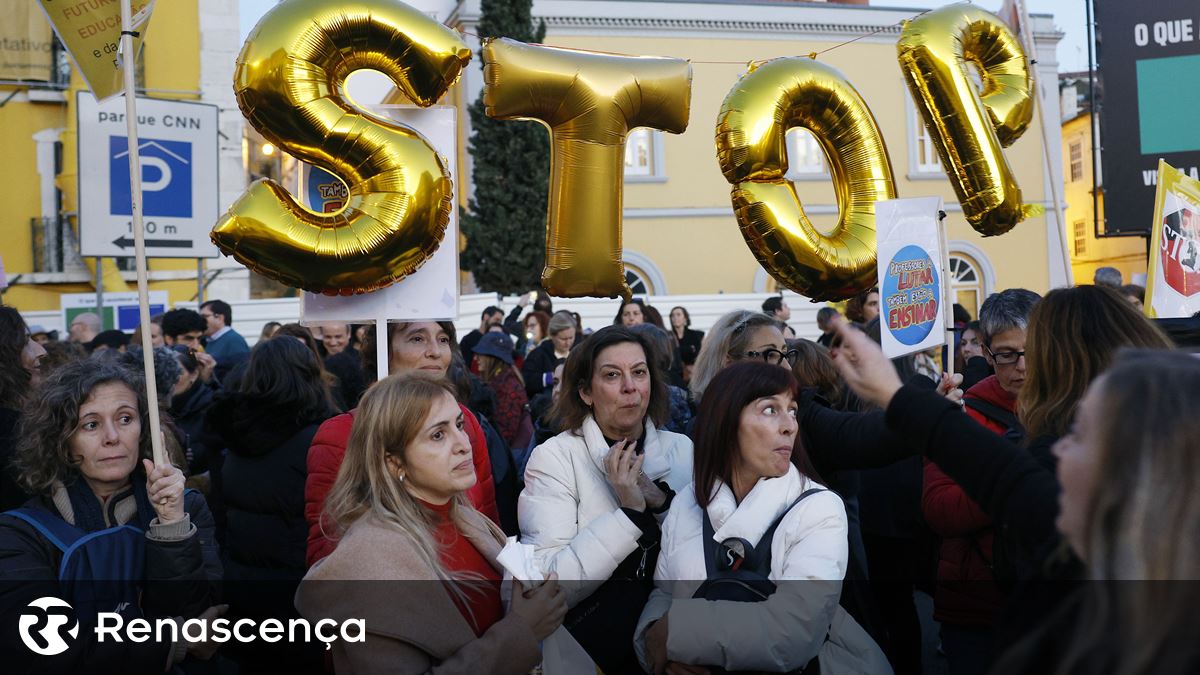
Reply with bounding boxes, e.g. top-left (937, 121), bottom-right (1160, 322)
top-left (77, 92), bottom-right (219, 258)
